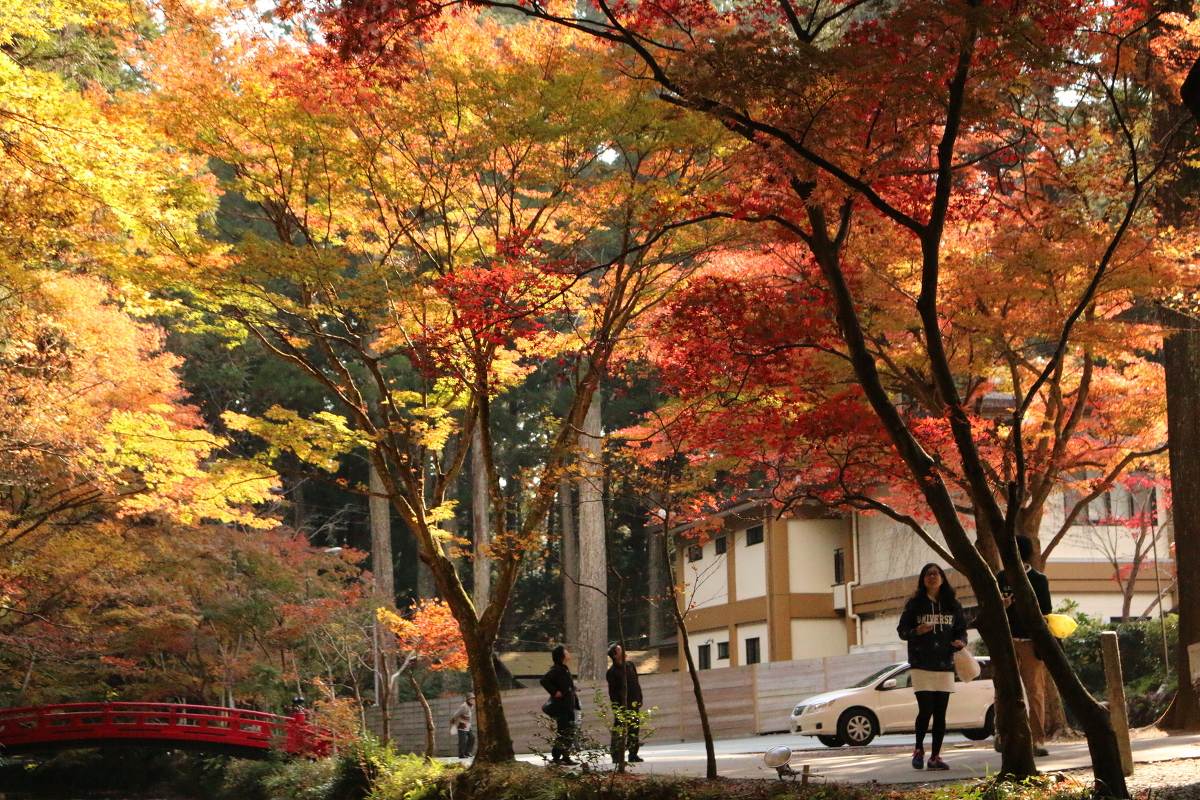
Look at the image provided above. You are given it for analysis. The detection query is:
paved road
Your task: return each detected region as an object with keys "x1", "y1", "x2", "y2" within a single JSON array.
[{"x1": 513, "y1": 732, "x2": 1200, "y2": 784}]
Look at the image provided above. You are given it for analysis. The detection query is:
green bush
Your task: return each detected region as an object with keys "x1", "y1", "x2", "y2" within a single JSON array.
[
  {"x1": 368, "y1": 751, "x2": 449, "y2": 800},
  {"x1": 1059, "y1": 607, "x2": 1176, "y2": 726},
  {"x1": 221, "y1": 757, "x2": 289, "y2": 800},
  {"x1": 213, "y1": 735, "x2": 449, "y2": 800},
  {"x1": 931, "y1": 775, "x2": 1091, "y2": 800}
]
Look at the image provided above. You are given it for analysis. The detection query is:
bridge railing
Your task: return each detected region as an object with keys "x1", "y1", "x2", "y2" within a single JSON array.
[{"x1": 0, "y1": 703, "x2": 329, "y2": 756}]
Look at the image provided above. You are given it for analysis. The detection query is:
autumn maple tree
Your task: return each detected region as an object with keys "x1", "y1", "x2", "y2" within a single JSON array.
[
  {"x1": 378, "y1": 599, "x2": 467, "y2": 758},
  {"x1": 0, "y1": 0, "x2": 278, "y2": 671},
  {"x1": 136, "y1": 11, "x2": 732, "y2": 762},
  {"x1": 297, "y1": 0, "x2": 1200, "y2": 790}
]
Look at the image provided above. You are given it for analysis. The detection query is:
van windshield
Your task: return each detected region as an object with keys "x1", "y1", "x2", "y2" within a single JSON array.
[{"x1": 850, "y1": 664, "x2": 902, "y2": 688}]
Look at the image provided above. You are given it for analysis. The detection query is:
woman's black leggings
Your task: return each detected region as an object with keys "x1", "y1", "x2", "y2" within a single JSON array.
[{"x1": 914, "y1": 690, "x2": 950, "y2": 756}]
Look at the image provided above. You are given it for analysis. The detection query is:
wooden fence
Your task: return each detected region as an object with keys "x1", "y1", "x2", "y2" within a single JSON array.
[{"x1": 366, "y1": 649, "x2": 904, "y2": 757}]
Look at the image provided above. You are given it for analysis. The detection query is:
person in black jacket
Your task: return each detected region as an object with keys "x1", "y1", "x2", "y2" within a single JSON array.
[
  {"x1": 540, "y1": 645, "x2": 580, "y2": 765},
  {"x1": 897, "y1": 563, "x2": 967, "y2": 771},
  {"x1": 606, "y1": 644, "x2": 644, "y2": 765},
  {"x1": 996, "y1": 534, "x2": 1053, "y2": 756}
]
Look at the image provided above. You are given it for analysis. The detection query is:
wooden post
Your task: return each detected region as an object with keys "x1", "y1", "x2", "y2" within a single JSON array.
[{"x1": 1100, "y1": 631, "x2": 1134, "y2": 776}]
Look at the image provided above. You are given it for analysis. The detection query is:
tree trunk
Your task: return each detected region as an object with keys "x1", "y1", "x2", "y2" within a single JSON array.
[
  {"x1": 370, "y1": 461, "x2": 396, "y2": 745},
  {"x1": 973, "y1": 508, "x2": 1001, "y2": 572},
  {"x1": 647, "y1": 524, "x2": 667, "y2": 647},
  {"x1": 1042, "y1": 672, "x2": 1070, "y2": 739},
  {"x1": 371, "y1": 463, "x2": 396, "y2": 604},
  {"x1": 997, "y1": 527, "x2": 1129, "y2": 797},
  {"x1": 661, "y1": 519, "x2": 716, "y2": 779},
  {"x1": 956, "y1": 554, "x2": 1037, "y2": 777},
  {"x1": 576, "y1": 394, "x2": 607, "y2": 680},
  {"x1": 407, "y1": 671, "x2": 436, "y2": 760},
  {"x1": 676, "y1": 612, "x2": 717, "y2": 779},
  {"x1": 462, "y1": 624, "x2": 513, "y2": 762},
  {"x1": 472, "y1": 427, "x2": 491, "y2": 615},
  {"x1": 559, "y1": 477, "x2": 579, "y2": 645},
  {"x1": 1161, "y1": 306, "x2": 1200, "y2": 730}
]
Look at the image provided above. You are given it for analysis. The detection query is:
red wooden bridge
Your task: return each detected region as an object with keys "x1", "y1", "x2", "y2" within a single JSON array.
[{"x1": 0, "y1": 703, "x2": 330, "y2": 758}]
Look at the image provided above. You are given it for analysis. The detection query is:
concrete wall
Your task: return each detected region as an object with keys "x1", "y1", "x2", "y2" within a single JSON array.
[{"x1": 366, "y1": 649, "x2": 905, "y2": 757}]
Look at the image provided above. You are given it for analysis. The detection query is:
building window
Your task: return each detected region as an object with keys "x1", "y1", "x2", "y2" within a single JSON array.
[
  {"x1": 745, "y1": 637, "x2": 761, "y2": 665},
  {"x1": 833, "y1": 548, "x2": 845, "y2": 585},
  {"x1": 714, "y1": 536, "x2": 727, "y2": 555},
  {"x1": 717, "y1": 641, "x2": 729, "y2": 660},
  {"x1": 698, "y1": 644, "x2": 712, "y2": 670},
  {"x1": 687, "y1": 544, "x2": 703, "y2": 562},
  {"x1": 746, "y1": 525, "x2": 764, "y2": 546}
]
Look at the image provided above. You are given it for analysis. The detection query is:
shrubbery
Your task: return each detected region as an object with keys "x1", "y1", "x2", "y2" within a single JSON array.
[
  {"x1": 214, "y1": 738, "x2": 448, "y2": 800},
  {"x1": 1058, "y1": 606, "x2": 1177, "y2": 726}
]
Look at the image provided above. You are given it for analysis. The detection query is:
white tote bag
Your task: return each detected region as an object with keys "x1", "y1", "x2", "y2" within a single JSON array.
[{"x1": 954, "y1": 648, "x2": 981, "y2": 682}]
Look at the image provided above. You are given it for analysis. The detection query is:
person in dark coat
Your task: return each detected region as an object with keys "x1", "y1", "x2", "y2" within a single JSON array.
[
  {"x1": 996, "y1": 534, "x2": 1053, "y2": 756},
  {"x1": 540, "y1": 644, "x2": 579, "y2": 765},
  {"x1": 897, "y1": 563, "x2": 967, "y2": 771},
  {"x1": 606, "y1": 644, "x2": 644, "y2": 765}
]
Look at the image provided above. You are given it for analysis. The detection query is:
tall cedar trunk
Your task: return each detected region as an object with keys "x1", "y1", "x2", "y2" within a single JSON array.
[
  {"x1": 472, "y1": 427, "x2": 491, "y2": 613},
  {"x1": 647, "y1": 525, "x2": 667, "y2": 647},
  {"x1": 407, "y1": 671, "x2": 436, "y2": 759},
  {"x1": 559, "y1": 477, "x2": 579, "y2": 645},
  {"x1": 369, "y1": 462, "x2": 396, "y2": 745},
  {"x1": 417, "y1": 557, "x2": 437, "y2": 600},
  {"x1": 576, "y1": 394, "x2": 607, "y2": 680},
  {"x1": 291, "y1": 477, "x2": 309, "y2": 535},
  {"x1": 1162, "y1": 306, "x2": 1200, "y2": 729}
]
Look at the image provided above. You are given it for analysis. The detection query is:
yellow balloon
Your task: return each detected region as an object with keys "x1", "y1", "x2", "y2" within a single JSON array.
[{"x1": 1045, "y1": 614, "x2": 1078, "y2": 639}]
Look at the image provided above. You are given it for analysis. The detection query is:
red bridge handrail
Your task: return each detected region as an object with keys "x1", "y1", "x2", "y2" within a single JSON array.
[{"x1": 0, "y1": 702, "x2": 330, "y2": 756}]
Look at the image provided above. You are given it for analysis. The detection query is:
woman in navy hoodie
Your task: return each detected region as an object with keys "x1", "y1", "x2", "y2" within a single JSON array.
[{"x1": 897, "y1": 563, "x2": 967, "y2": 771}]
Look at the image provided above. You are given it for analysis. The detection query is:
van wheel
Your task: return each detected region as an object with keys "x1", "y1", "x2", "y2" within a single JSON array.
[
  {"x1": 962, "y1": 707, "x2": 995, "y2": 740},
  {"x1": 817, "y1": 735, "x2": 843, "y2": 747},
  {"x1": 837, "y1": 708, "x2": 878, "y2": 746}
]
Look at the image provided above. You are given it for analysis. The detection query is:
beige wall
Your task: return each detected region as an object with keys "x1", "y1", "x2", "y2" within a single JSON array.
[
  {"x1": 790, "y1": 618, "x2": 850, "y2": 660},
  {"x1": 684, "y1": 536, "x2": 729, "y2": 609},
  {"x1": 787, "y1": 518, "x2": 847, "y2": 593},
  {"x1": 734, "y1": 528, "x2": 767, "y2": 600},
  {"x1": 856, "y1": 513, "x2": 949, "y2": 587}
]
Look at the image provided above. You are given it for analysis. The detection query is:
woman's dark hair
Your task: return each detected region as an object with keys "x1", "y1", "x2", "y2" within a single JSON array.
[
  {"x1": 912, "y1": 562, "x2": 957, "y2": 603},
  {"x1": 552, "y1": 644, "x2": 568, "y2": 665}
]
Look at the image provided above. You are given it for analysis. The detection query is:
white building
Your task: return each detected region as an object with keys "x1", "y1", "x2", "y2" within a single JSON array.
[{"x1": 670, "y1": 487, "x2": 1173, "y2": 670}]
